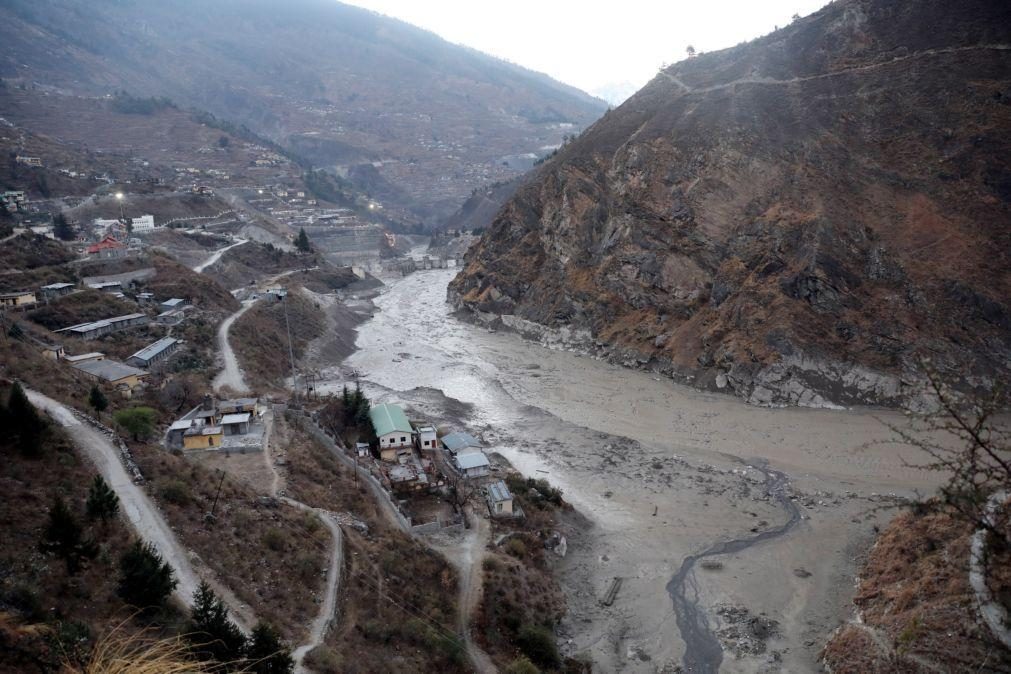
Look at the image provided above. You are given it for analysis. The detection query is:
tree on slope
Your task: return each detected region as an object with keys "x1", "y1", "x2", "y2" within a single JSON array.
[
  {"x1": 187, "y1": 582, "x2": 247, "y2": 665},
  {"x1": 295, "y1": 227, "x2": 312, "y2": 253},
  {"x1": 39, "y1": 494, "x2": 97, "y2": 574},
  {"x1": 86, "y1": 474, "x2": 120, "y2": 524},
  {"x1": 118, "y1": 540, "x2": 177, "y2": 611},
  {"x1": 245, "y1": 622, "x2": 293, "y2": 674}
]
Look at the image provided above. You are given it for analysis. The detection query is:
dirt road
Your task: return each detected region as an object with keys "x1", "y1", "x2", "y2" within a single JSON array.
[
  {"x1": 261, "y1": 410, "x2": 344, "y2": 673},
  {"x1": 25, "y1": 389, "x2": 252, "y2": 629},
  {"x1": 431, "y1": 510, "x2": 497, "y2": 674},
  {"x1": 212, "y1": 299, "x2": 254, "y2": 394},
  {"x1": 192, "y1": 238, "x2": 247, "y2": 273}
]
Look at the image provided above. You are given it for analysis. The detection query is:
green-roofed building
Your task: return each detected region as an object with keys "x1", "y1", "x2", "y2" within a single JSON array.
[{"x1": 370, "y1": 402, "x2": 414, "y2": 461}]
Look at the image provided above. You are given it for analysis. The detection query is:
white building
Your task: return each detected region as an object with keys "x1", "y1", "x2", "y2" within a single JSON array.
[
  {"x1": 415, "y1": 425, "x2": 438, "y2": 452},
  {"x1": 130, "y1": 214, "x2": 156, "y2": 231}
]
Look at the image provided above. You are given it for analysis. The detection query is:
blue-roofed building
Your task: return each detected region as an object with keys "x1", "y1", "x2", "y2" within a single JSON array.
[
  {"x1": 486, "y1": 480, "x2": 513, "y2": 516},
  {"x1": 441, "y1": 431, "x2": 481, "y2": 454},
  {"x1": 455, "y1": 450, "x2": 490, "y2": 478}
]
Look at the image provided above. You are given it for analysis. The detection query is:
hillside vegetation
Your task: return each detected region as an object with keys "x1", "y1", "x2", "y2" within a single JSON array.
[{"x1": 451, "y1": 0, "x2": 1011, "y2": 408}]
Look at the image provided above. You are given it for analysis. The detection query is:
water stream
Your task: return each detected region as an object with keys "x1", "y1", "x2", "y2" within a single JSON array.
[{"x1": 666, "y1": 458, "x2": 800, "y2": 672}]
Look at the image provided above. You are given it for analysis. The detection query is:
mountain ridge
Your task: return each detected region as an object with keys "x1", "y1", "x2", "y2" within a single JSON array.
[
  {"x1": 0, "y1": 0, "x2": 606, "y2": 221},
  {"x1": 449, "y1": 0, "x2": 1011, "y2": 408}
]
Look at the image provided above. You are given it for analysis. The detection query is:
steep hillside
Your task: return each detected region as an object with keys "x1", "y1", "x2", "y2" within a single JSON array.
[
  {"x1": 451, "y1": 0, "x2": 1011, "y2": 407},
  {"x1": 0, "y1": 0, "x2": 606, "y2": 220}
]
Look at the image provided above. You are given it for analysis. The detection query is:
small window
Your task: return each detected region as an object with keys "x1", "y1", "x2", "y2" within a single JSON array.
[{"x1": 401, "y1": 436, "x2": 406, "y2": 442}]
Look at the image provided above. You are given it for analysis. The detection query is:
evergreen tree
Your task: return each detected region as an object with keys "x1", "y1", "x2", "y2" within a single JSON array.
[
  {"x1": 88, "y1": 386, "x2": 108, "y2": 416},
  {"x1": 187, "y1": 582, "x2": 247, "y2": 665},
  {"x1": 7, "y1": 382, "x2": 46, "y2": 456},
  {"x1": 53, "y1": 212, "x2": 74, "y2": 241},
  {"x1": 39, "y1": 495, "x2": 96, "y2": 574},
  {"x1": 86, "y1": 475, "x2": 119, "y2": 524},
  {"x1": 245, "y1": 622, "x2": 293, "y2": 674},
  {"x1": 295, "y1": 227, "x2": 312, "y2": 253},
  {"x1": 118, "y1": 540, "x2": 177, "y2": 610}
]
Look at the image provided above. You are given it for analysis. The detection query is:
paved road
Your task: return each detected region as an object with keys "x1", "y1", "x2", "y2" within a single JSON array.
[{"x1": 25, "y1": 389, "x2": 251, "y2": 629}]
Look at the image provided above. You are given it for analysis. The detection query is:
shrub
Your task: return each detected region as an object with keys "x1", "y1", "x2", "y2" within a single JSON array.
[
  {"x1": 113, "y1": 407, "x2": 157, "y2": 441},
  {"x1": 262, "y1": 527, "x2": 287, "y2": 552},
  {"x1": 517, "y1": 625, "x2": 561, "y2": 670},
  {"x1": 505, "y1": 656, "x2": 541, "y2": 674},
  {"x1": 505, "y1": 538, "x2": 527, "y2": 558},
  {"x1": 304, "y1": 645, "x2": 342, "y2": 673},
  {"x1": 159, "y1": 479, "x2": 191, "y2": 506}
]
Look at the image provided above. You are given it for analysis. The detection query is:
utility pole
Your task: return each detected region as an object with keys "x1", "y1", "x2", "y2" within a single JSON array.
[
  {"x1": 282, "y1": 291, "x2": 298, "y2": 404},
  {"x1": 209, "y1": 469, "x2": 226, "y2": 520}
]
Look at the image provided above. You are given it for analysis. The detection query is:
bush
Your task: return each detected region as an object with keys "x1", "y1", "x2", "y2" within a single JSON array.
[
  {"x1": 113, "y1": 407, "x2": 157, "y2": 441},
  {"x1": 304, "y1": 645, "x2": 342, "y2": 673},
  {"x1": 505, "y1": 538, "x2": 527, "y2": 558},
  {"x1": 505, "y1": 656, "x2": 541, "y2": 674},
  {"x1": 517, "y1": 625, "x2": 560, "y2": 670},
  {"x1": 262, "y1": 527, "x2": 288, "y2": 552},
  {"x1": 158, "y1": 479, "x2": 191, "y2": 506}
]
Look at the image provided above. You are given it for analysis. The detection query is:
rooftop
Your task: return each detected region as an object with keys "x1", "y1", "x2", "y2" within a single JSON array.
[
  {"x1": 369, "y1": 403, "x2": 413, "y2": 437},
  {"x1": 0, "y1": 291, "x2": 34, "y2": 298},
  {"x1": 442, "y1": 432, "x2": 481, "y2": 452},
  {"x1": 488, "y1": 480, "x2": 512, "y2": 503},
  {"x1": 63, "y1": 352, "x2": 104, "y2": 363},
  {"x1": 129, "y1": 337, "x2": 178, "y2": 362},
  {"x1": 168, "y1": 419, "x2": 193, "y2": 432},
  {"x1": 220, "y1": 412, "x2": 251, "y2": 425},
  {"x1": 40, "y1": 282, "x2": 75, "y2": 290},
  {"x1": 455, "y1": 450, "x2": 490, "y2": 470},
  {"x1": 71, "y1": 359, "x2": 148, "y2": 383},
  {"x1": 161, "y1": 298, "x2": 185, "y2": 307}
]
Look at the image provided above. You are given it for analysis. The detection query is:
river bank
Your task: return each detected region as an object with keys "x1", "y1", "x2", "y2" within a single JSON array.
[{"x1": 324, "y1": 268, "x2": 940, "y2": 672}]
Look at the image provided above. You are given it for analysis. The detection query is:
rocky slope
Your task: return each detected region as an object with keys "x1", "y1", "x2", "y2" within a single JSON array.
[
  {"x1": 0, "y1": 0, "x2": 605, "y2": 221},
  {"x1": 450, "y1": 0, "x2": 1011, "y2": 408}
]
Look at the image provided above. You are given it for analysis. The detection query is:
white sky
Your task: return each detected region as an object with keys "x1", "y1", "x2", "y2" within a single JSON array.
[{"x1": 344, "y1": 0, "x2": 831, "y2": 96}]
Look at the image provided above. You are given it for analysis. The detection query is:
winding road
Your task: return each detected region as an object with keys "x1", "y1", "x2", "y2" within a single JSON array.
[
  {"x1": 25, "y1": 388, "x2": 252, "y2": 631},
  {"x1": 666, "y1": 458, "x2": 800, "y2": 673},
  {"x1": 192, "y1": 238, "x2": 248, "y2": 273}
]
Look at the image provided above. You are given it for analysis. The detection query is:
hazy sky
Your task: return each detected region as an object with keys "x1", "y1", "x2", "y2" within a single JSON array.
[{"x1": 344, "y1": 0, "x2": 831, "y2": 98}]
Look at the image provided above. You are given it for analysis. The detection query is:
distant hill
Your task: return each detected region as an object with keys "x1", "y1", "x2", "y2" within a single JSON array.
[
  {"x1": 451, "y1": 0, "x2": 1011, "y2": 408},
  {"x1": 0, "y1": 0, "x2": 606, "y2": 221}
]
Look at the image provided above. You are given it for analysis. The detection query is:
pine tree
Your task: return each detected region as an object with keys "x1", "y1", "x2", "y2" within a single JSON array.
[
  {"x1": 53, "y1": 213, "x2": 75, "y2": 241},
  {"x1": 8, "y1": 382, "x2": 46, "y2": 456},
  {"x1": 295, "y1": 227, "x2": 312, "y2": 253},
  {"x1": 86, "y1": 475, "x2": 120, "y2": 523},
  {"x1": 118, "y1": 540, "x2": 177, "y2": 610},
  {"x1": 40, "y1": 495, "x2": 96, "y2": 574},
  {"x1": 88, "y1": 386, "x2": 108, "y2": 417},
  {"x1": 245, "y1": 622, "x2": 293, "y2": 674},
  {"x1": 187, "y1": 581, "x2": 247, "y2": 665}
]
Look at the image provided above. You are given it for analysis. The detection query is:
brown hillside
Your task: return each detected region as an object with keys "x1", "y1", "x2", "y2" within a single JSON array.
[{"x1": 450, "y1": 0, "x2": 1011, "y2": 408}]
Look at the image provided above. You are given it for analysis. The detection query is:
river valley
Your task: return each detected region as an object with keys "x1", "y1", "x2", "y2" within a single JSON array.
[{"x1": 320, "y1": 267, "x2": 941, "y2": 672}]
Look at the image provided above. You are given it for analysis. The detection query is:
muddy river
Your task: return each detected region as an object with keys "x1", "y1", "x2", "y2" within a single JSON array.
[{"x1": 326, "y1": 268, "x2": 937, "y2": 672}]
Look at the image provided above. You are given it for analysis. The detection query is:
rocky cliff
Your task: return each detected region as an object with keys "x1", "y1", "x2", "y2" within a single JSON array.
[{"x1": 450, "y1": 0, "x2": 1011, "y2": 407}]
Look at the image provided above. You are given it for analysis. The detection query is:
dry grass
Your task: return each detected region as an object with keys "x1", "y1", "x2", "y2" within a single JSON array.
[
  {"x1": 231, "y1": 286, "x2": 325, "y2": 390},
  {"x1": 277, "y1": 416, "x2": 466, "y2": 673},
  {"x1": 71, "y1": 622, "x2": 219, "y2": 674},
  {"x1": 822, "y1": 507, "x2": 1011, "y2": 672},
  {"x1": 130, "y1": 442, "x2": 330, "y2": 643}
]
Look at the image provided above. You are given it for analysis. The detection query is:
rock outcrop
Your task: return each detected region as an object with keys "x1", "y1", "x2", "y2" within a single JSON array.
[{"x1": 450, "y1": 0, "x2": 1011, "y2": 407}]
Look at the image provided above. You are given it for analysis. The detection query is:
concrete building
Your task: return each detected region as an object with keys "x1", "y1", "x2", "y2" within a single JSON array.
[
  {"x1": 127, "y1": 337, "x2": 180, "y2": 369},
  {"x1": 129, "y1": 214, "x2": 156, "y2": 231},
  {"x1": 159, "y1": 298, "x2": 186, "y2": 311},
  {"x1": 0, "y1": 291, "x2": 37, "y2": 309},
  {"x1": 221, "y1": 412, "x2": 251, "y2": 436},
  {"x1": 39, "y1": 282, "x2": 75, "y2": 299},
  {"x1": 56, "y1": 313, "x2": 149, "y2": 340},
  {"x1": 455, "y1": 450, "x2": 490, "y2": 479},
  {"x1": 415, "y1": 425, "x2": 438, "y2": 452},
  {"x1": 1, "y1": 191, "x2": 26, "y2": 213},
  {"x1": 64, "y1": 352, "x2": 105, "y2": 365},
  {"x1": 15, "y1": 156, "x2": 42, "y2": 167},
  {"x1": 156, "y1": 309, "x2": 186, "y2": 326},
  {"x1": 369, "y1": 403, "x2": 414, "y2": 462},
  {"x1": 219, "y1": 398, "x2": 258, "y2": 415},
  {"x1": 86, "y1": 235, "x2": 128, "y2": 259},
  {"x1": 166, "y1": 419, "x2": 194, "y2": 448},
  {"x1": 71, "y1": 359, "x2": 149, "y2": 391},
  {"x1": 183, "y1": 425, "x2": 223, "y2": 450},
  {"x1": 486, "y1": 480, "x2": 514, "y2": 516},
  {"x1": 39, "y1": 343, "x2": 65, "y2": 360}
]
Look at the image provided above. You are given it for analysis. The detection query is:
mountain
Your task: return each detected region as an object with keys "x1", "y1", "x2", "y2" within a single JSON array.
[
  {"x1": 0, "y1": 0, "x2": 606, "y2": 221},
  {"x1": 450, "y1": 0, "x2": 1011, "y2": 408}
]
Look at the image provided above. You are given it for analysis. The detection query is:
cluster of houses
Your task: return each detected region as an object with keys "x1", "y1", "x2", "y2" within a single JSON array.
[
  {"x1": 165, "y1": 396, "x2": 264, "y2": 452},
  {"x1": 366, "y1": 402, "x2": 516, "y2": 518}
]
